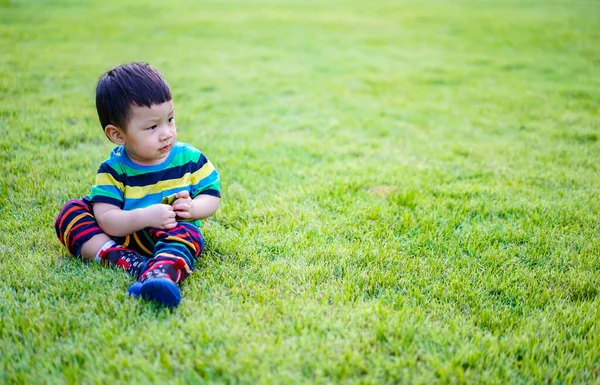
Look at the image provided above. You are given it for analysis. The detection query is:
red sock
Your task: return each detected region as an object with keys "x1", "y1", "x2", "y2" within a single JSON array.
[
  {"x1": 99, "y1": 246, "x2": 149, "y2": 278},
  {"x1": 138, "y1": 259, "x2": 187, "y2": 284}
]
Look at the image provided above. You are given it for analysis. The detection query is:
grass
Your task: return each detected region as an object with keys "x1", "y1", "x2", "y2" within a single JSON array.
[{"x1": 1, "y1": 0, "x2": 599, "y2": 383}]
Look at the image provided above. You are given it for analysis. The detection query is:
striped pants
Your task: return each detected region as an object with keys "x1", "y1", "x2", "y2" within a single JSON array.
[{"x1": 54, "y1": 199, "x2": 204, "y2": 279}]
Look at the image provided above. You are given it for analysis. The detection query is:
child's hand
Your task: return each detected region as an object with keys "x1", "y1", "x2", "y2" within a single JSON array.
[
  {"x1": 172, "y1": 190, "x2": 193, "y2": 219},
  {"x1": 144, "y1": 204, "x2": 177, "y2": 229}
]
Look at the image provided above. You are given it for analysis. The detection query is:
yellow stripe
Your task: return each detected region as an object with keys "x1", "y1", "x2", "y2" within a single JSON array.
[
  {"x1": 133, "y1": 232, "x2": 152, "y2": 255},
  {"x1": 122, "y1": 234, "x2": 130, "y2": 248},
  {"x1": 165, "y1": 236, "x2": 195, "y2": 250},
  {"x1": 124, "y1": 173, "x2": 191, "y2": 199},
  {"x1": 191, "y1": 161, "x2": 215, "y2": 185},
  {"x1": 96, "y1": 173, "x2": 125, "y2": 191},
  {"x1": 64, "y1": 213, "x2": 93, "y2": 241}
]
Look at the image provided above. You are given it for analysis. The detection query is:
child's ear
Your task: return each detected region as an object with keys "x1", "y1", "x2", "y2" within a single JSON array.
[{"x1": 104, "y1": 124, "x2": 126, "y2": 145}]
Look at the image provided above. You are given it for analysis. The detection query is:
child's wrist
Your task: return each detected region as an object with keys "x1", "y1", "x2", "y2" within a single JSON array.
[{"x1": 132, "y1": 207, "x2": 149, "y2": 229}]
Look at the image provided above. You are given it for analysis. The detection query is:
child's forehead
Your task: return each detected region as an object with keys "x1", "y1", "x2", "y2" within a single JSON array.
[{"x1": 129, "y1": 100, "x2": 174, "y2": 120}]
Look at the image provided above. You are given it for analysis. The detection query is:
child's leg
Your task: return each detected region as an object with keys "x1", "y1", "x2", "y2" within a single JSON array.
[
  {"x1": 81, "y1": 233, "x2": 113, "y2": 261},
  {"x1": 146, "y1": 221, "x2": 204, "y2": 278},
  {"x1": 129, "y1": 222, "x2": 204, "y2": 307},
  {"x1": 54, "y1": 199, "x2": 149, "y2": 277}
]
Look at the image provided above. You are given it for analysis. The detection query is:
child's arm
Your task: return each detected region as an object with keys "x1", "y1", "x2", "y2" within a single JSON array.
[
  {"x1": 93, "y1": 202, "x2": 178, "y2": 237},
  {"x1": 171, "y1": 191, "x2": 220, "y2": 221}
]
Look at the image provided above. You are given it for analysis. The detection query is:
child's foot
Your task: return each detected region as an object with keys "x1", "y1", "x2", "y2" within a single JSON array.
[
  {"x1": 130, "y1": 259, "x2": 187, "y2": 307},
  {"x1": 141, "y1": 278, "x2": 181, "y2": 307},
  {"x1": 127, "y1": 279, "x2": 180, "y2": 308},
  {"x1": 127, "y1": 282, "x2": 143, "y2": 297}
]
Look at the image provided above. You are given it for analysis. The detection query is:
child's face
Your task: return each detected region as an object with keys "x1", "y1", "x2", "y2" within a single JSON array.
[{"x1": 120, "y1": 100, "x2": 177, "y2": 166}]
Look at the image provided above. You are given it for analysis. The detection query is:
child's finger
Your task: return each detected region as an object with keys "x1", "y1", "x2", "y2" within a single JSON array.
[
  {"x1": 172, "y1": 198, "x2": 186, "y2": 207},
  {"x1": 175, "y1": 211, "x2": 190, "y2": 219},
  {"x1": 176, "y1": 190, "x2": 190, "y2": 199},
  {"x1": 164, "y1": 221, "x2": 178, "y2": 229}
]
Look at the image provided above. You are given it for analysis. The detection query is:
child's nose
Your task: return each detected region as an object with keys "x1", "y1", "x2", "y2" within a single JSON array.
[{"x1": 160, "y1": 125, "x2": 173, "y2": 140}]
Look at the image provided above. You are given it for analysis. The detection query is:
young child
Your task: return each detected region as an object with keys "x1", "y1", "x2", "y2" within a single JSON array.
[{"x1": 54, "y1": 62, "x2": 220, "y2": 307}]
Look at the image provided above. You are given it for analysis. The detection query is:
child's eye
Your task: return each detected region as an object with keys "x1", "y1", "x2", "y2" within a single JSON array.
[
  {"x1": 147, "y1": 125, "x2": 158, "y2": 130},
  {"x1": 168, "y1": 117, "x2": 175, "y2": 123}
]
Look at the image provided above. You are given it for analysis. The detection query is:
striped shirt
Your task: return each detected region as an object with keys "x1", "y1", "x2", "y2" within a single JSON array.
[{"x1": 87, "y1": 142, "x2": 220, "y2": 225}]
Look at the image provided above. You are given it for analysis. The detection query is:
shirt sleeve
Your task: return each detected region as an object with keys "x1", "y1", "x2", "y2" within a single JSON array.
[
  {"x1": 87, "y1": 162, "x2": 125, "y2": 208},
  {"x1": 190, "y1": 153, "x2": 221, "y2": 199}
]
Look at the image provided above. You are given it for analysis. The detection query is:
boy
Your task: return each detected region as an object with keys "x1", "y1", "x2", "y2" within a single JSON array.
[{"x1": 54, "y1": 62, "x2": 220, "y2": 307}]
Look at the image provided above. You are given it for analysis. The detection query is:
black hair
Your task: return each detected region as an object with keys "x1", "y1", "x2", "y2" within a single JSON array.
[{"x1": 95, "y1": 62, "x2": 172, "y2": 131}]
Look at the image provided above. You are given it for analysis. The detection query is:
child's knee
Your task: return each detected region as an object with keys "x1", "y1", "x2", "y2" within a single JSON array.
[
  {"x1": 55, "y1": 199, "x2": 104, "y2": 256},
  {"x1": 55, "y1": 199, "x2": 88, "y2": 236}
]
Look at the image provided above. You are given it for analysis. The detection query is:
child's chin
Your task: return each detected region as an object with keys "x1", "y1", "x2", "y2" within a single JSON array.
[{"x1": 156, "y1": 150, "x2": 171, "y2": 160}]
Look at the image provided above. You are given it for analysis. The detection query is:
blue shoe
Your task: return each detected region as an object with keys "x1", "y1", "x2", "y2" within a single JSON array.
[
  {"x1": 140, "y1": 278, "x2": 181, "y2": 307},
  {"x1": 127, "y1": 281, "x2": 143, "y2": 297}
]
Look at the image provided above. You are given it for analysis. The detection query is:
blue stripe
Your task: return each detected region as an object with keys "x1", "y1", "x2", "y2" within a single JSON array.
[
  {"x1": 199, "y1": 189, "x2": 220, "y2": 198},
  {"x1": 125, "y1": 162, "x2": 196, "y2": 187},
  {"x1": 86, "y1": 195, "x2": 123, "y2": 208},
  {"x1": 122, "y1": 186, "x2": 191, "y2": 210},
  {"x1": 102, "y1": 146, "x2": 129, "y2": 174},
  {"x1": 191, "y1": 170, "x2": 219, "y2": 195}
]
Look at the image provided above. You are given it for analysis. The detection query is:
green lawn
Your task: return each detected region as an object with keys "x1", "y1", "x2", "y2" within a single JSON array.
[{"x1": 1, "y1": 0, "x2": 599, "y2": 383}]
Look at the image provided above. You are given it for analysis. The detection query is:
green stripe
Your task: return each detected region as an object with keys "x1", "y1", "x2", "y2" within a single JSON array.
[
  {"x1": 141, "y1": 230, "x2": 156, "y2": 248},
  {"x1": 88, "y1": 189, "x2": 122, "y2": 201}
]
